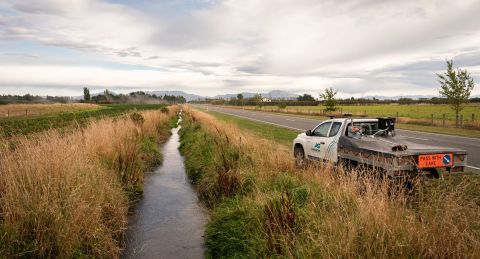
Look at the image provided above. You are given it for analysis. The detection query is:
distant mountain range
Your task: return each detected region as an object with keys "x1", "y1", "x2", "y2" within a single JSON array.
[
  {"x1": 363, "y1": 95, "x2": 437, "y2": 100},
  {"x1": 214, "y1": 90, "x2": 299, "y2": 100},
  {"x1": 147, "y1": 91, "x2": 204, "y2": 102}
]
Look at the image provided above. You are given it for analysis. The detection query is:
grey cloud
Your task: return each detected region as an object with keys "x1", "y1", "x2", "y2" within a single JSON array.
[
  {"x1": 115, "y1": 47, "x2": 142, "y2": 58},
  {"x1": 223, "y1": 79, "x2": 246, "y2": 87},
  {"x1": 237, "y1": 66, "x2": 263, "y2": 74},
  {"x1": 2, "y1": 52, "x2": 39, "y2": 58},
  {"x1": 145, "y1": 56, "x2": 160, "y2": 60},
  {"x1": 9, "y1": 0, "x2": 67, "y2": 15}
]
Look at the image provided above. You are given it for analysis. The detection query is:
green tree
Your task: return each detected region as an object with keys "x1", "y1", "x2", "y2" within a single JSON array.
[
  {"x1": 252, "y1": 93, "x2": 263, "y2": 107},
  {"x1": 83, "y1": 87, "x2": 90, "y2": 102},
  {"x1": 437, "y1": 60, "x2": 475, "y2": 127},
  {"x1": 237, "y1": 93, "x2": 244, "y2": 106},
  {"x1": 319, "y1": 88, "x2": 338, "y2": 112},
  {"x1": 297, "y1": 93, "x2": 315, "y2": 102}
]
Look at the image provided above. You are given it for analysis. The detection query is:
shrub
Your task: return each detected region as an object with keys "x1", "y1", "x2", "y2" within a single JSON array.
[
  {"x1": 160, "y1": 106, "x2": 169, "y2": 113},
  {"x1": 129, "y1": 111, "x2": 145, "y2": 125}
]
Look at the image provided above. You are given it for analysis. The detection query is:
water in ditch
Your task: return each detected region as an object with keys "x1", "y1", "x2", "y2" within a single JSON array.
[{"x1": 123, "y1": 116, "x2": 207, "y2": 258}]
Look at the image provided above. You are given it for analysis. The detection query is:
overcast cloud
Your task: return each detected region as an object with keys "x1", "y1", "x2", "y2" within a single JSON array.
[{"x1": 0, "y1": 0, "x2": 479, "y2": 97}]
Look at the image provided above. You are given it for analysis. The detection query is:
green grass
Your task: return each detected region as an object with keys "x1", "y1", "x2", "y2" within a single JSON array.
[
  {"x1": 281, "y1": 104, "x2": 480, "y2": 121},
  {"x1": 0, "y1": 104, "x2": 166, "y2": 137},
  {"x1": 201, "y1": 109, "x2": 299, "y2": 147}
]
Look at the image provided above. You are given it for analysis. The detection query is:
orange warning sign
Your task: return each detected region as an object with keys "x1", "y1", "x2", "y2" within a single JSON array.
[{"x1": 418, "y1": 153, "x2": 453, "y2": 169}]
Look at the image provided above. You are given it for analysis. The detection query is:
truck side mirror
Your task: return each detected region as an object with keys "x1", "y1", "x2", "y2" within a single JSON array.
[{"x1": 306, "y1": 130, "x2": 312, "y2": 136}]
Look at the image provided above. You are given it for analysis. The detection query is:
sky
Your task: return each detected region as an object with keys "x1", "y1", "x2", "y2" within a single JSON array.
[{"x1": 0, "y1": 0, "x2": 480, "y2": 98}]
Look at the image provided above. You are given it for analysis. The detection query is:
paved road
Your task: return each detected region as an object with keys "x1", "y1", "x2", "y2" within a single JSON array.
[{"x1": 197, "y1": 105, "x2": 480, "y2": 171}]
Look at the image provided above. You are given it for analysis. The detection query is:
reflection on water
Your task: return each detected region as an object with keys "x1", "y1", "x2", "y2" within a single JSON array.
[{"x1": 123, "y1": 116, "x2": 207, "y2": 258}]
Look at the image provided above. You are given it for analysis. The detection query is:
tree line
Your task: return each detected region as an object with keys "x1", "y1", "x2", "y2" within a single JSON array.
[
  {"x1": 192, "y1": 94, "x2": 480, "y2": 107},
  {"x1": 83, "y1": 89, "x2": 186, "y2": 104},
  {"x1": 0, "y1": 94, "x2": 72, "y2": 105},
  {"x1": 0, "y1": 90, "x2": 187, "y2": 105}
]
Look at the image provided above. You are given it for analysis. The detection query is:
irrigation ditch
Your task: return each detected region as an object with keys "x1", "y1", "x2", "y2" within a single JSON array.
[{"x1": 123, "y1": 112, "x2": 207, "y2": 258}]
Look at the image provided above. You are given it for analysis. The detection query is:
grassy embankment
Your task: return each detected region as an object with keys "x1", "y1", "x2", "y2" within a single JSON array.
[
  {"x1": 0, "y1": 106, "x2": 178, "y2": 258},
  {"x1": 0, "y1": 103, "x2": 167, "y2": 137},
  {"x1": 180, "y1": 107, "x2": 480, "y2": 258},
  {"x1": 224, "y1": 105, "x2": 480, "y2": 138}
]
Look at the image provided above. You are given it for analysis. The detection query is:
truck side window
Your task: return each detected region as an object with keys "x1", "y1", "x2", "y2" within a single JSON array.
[
  {"x1": 328, "y1": 122, "x2": 342, "y2": 137},
  {"x1": 313, "y1": 122, "x2": 331, "y2": 137}
]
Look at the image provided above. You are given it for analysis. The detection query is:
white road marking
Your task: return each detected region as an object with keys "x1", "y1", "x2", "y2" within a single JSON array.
[
  {"x1": 398, "y1": 128, "x2": 480, "y2": 142},
  {"x1": 403, "y1": 136, "x2": 429, "y2": 141},
  {"x1": 209, "y1": 109, "x2": 304, "y2": 132},
  {"x1": 286, "y1": 118, "x2": 295, "y2": 121},
  {"x1": 466, "y1": 165, "x2": 480, "y2": 170}
]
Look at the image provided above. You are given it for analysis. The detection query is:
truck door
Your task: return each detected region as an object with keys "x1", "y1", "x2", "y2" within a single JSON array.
[
  {"x1": 322, "y1": 122, "x2": 343, "y2": 163},
  {"x1": 306, "y1": 122, "x2": 331, "y2": 160}
]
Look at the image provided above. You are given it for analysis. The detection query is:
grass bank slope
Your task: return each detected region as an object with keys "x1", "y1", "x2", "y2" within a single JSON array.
[
  {"x1": 0, "y1": 106, "x2": 177, "y2": 258},
  {"x1": 179, "y1": 107, "x2": 480, "y2": 258}
]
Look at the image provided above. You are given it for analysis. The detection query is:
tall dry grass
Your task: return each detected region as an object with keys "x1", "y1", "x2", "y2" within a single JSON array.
[
  {"x1": 181, "y1": 107, "x2": 480, "y2": 258},
  {"x1": 0, "y1": 106, "x2": 177, "y2": 258}
]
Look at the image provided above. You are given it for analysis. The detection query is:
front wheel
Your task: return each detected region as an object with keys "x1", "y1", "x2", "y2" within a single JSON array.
[{"x1": 294, "y1": 146, "x2": 306, "y2": 168}]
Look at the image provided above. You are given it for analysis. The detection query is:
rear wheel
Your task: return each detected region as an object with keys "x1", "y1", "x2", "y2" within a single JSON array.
[
  {"x1": 426, "y1": 168, "x2": 440, "y2": 178},
  {"x1": 294, "y1": 146, "x2": 306, "y2": 168}
]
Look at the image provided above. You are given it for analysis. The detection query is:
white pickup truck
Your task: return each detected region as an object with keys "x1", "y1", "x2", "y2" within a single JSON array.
[{"x1": 292, "y1": 117, "x2": 467, "y2": 177}]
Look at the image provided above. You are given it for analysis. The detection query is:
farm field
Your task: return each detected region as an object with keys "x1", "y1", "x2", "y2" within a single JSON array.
[
  {"x1": 245, "y1": 103, "x2": 480, "y2": 122},
  {"x1": 0, "y1": 103, "x2": 167, "y2": 137},
  {"x1": 0, "y1": 103, "x2": 101, "y2": 118},
  {"x1": 180, "y1": 107, "x2": 480, "y2": 258}
]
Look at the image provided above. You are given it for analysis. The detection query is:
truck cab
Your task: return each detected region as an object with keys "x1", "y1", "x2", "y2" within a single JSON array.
[{"x1": 293, "y1": 118, "x2": 346, "y2": 165}]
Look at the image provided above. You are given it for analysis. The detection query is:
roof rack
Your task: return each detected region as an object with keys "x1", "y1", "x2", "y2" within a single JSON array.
[{"x1": 328, "y1": 113, "x2": 367, "y2": 119}]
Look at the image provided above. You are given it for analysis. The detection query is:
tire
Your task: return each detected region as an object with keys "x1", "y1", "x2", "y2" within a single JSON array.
[
  {"x1": 294, "y1": 146, "x2": 306, "y2": 168},
  {"x1": 426, "y1": 168, "x2": 440, "y2": 178},
  {"x1": 338, "y1": 157, "x2": 355, "y2": 171}
]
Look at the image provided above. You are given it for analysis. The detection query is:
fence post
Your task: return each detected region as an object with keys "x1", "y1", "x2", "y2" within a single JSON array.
[
  {"x1": 442, "y1": 114, "x2": 445, "y2": 127},
  {"x1": 456, "y1": 114, "x2": 458, "y2": 127},
  {"x1": 25, "y1": 109, "x2": 28, "y2": 116},
  {"x1": 472, "y1": 113, "x2": 475, "y2": 124},
  {"x1": 460, "y1": 115, "x2": 463, "y2": 128},
  {"x1": 7, "y1": 110, "x2": 9, "y2": 118},
  {"x1": 396, "y1": 111, "x2": 398, "y2": 121},
  {"x1": 431, "y1": 114, "x2": 434, "y2": 126},
  {"x1": 364, "y1": 110, "x2": 366, "y2": 116}
]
